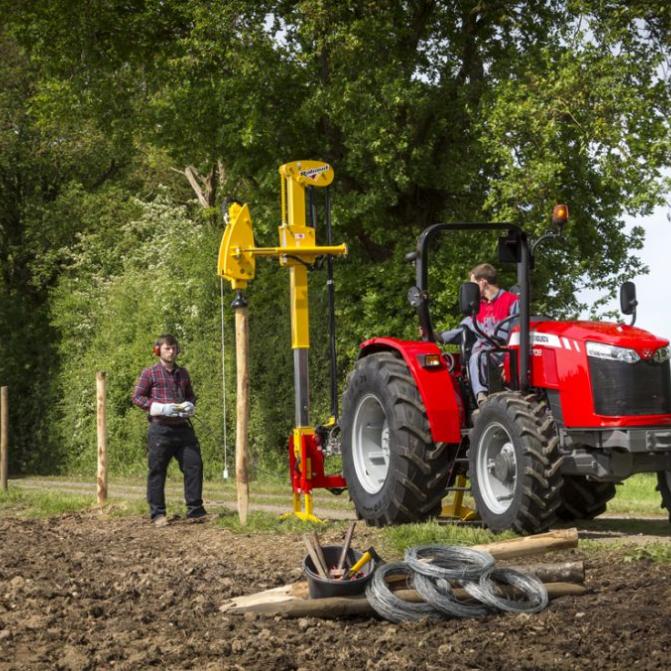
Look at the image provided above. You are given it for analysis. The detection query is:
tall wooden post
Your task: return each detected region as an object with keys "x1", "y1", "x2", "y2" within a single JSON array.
[
  {"x1": 1, "y1": 386, "x2": 8, "y2": 493},
  {"x1": 233, "y1": 291, "x2": 250, "y2": 525},
  {"x1": 96, "y1": 372, "x2": 107, "y2": 506}
]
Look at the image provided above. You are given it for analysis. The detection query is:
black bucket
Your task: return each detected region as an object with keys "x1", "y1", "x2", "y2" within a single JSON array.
[{"x1": 303, "y1": 545, "x2": 375, "y2": 599}]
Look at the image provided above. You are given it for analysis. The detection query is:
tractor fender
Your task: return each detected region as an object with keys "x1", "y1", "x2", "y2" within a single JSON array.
[{"x1": 358, "y1": 337, "x2": 464, "y2": 443}]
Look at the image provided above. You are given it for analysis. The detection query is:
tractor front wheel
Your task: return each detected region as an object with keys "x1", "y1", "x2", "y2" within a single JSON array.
[
  {"x1": 469, "y1": 392, "x2": 563, "y2": 534},
  {"x1": 340, "y1": 352, "x2": 451, "y2": 526},
  {"x1": 656, "y1": 471, "x2": 671, "y2": 521},
  {"x1": 557, "y1": 477, "x2": 617, "y2": 521}
]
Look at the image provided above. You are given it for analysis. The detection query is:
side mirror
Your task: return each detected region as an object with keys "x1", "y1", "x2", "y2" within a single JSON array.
[
  {"x1": 620, "y1": 281, "x2": 638, "y2": 318},
  {"x1": 459, "y1": 282, "x2": 480, "y2": 317}
]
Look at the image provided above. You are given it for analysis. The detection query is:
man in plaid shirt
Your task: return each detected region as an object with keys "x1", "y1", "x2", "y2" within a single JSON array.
[{"x1": 132, "y1": 334, "x2": 207, "y2": 527}]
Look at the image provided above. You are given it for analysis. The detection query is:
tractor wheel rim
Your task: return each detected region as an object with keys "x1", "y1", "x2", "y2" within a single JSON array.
[
  {"x1": 476, "y1": 421, "x2": 517, "y2": 514},
  {"x1": 352, "y1": 393, "x2": 390, "y2": 494}
]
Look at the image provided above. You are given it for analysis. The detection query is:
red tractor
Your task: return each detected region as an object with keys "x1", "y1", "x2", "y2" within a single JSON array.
[{"x1": 339, "y1": 209, "x2": 671, "y2": 533}]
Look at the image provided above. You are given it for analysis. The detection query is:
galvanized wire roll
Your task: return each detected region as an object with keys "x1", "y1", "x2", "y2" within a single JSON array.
[
  {"x1": 404, "y1": 545, "x2": 495, "y2": 581},
  {"x1": 411, "y1": 572, "x2": 491, "y2": 618},
  {"x1": 365, "y1": 562, "x2": 440, "y2": 624},
  {"x1": 462, "y1": 567, "x2": 549, "y2": 614}
]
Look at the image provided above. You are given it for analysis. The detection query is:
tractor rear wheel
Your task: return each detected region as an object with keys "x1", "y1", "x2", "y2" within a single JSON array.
[
  {"x1": 656, "y1": 471, "x2": 671, "y2": 521},
  {"x1": 557, "y1": 477, "x2": 617, "y2": 521},
  {"x1": 340, "y1": 352, "x2": 452, "y2": 526},
  {"x1": 468, "y1": 392, "x2": 563, "y2": 534}
]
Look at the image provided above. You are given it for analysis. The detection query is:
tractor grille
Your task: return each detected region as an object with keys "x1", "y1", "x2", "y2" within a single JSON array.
[{"x1": 589, "y1": 358, "x2": 671, "y2": 416}]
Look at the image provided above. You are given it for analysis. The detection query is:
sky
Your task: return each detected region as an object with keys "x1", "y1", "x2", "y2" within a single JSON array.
[{"x1": 577, "y1": 204, "x2": 671, "y2": 340}]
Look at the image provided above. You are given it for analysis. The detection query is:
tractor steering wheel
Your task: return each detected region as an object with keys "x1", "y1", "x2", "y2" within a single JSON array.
[{"x1": 490, "y1": 313, "x2": 518, "y2": 345}]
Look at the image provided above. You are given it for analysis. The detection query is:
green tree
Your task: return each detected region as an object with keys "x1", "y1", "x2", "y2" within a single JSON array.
[{"x1": 1, "y1": 1, "x2": 670, "y2": 472}]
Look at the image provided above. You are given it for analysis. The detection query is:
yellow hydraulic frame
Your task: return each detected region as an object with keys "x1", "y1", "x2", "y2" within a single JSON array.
[
  {"x1": 440, "y1": 474, "x2": 478, "y2": 522},
  {"x1": 217, "y1": 160, "x2": 347, "y2": 522}
]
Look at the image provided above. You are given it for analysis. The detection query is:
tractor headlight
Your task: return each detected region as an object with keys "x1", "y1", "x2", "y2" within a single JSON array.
[
  {"x1": 653, "y1": 346, "x2": 670, "y2": 363},
  {"x1": 586, "y1": 341, "x2": 640, "y2": 364}
]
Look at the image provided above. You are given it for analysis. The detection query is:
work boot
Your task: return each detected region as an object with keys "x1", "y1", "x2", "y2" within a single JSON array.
[
  {"x1": 152, "y1": 515, "x2": 169, "y2": 528},
  {"x1": 476, "y1": 392, "x2": 488, "y2": 407}
]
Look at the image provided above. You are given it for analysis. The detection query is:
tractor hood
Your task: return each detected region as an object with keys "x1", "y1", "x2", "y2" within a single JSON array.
[
  {"x1": 510, "y1": 319, "x2": 671, "y2": 427},
  {"x1": 510, "y1": 320, "x2": 669, "y2": 360}
]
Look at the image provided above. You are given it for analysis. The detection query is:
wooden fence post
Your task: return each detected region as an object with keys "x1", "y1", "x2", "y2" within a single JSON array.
[
  {"x1": 233, "y1": 292, "x2": 250, "y2": 525},
  {"x1": 1, "y1": 386, "x2": 7, "y2": 493},
  {"x1": 96, "y1": 372, "x2": 107, "y2": 506}
]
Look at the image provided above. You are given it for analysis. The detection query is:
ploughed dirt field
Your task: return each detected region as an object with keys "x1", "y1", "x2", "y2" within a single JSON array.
[{"x1": 1, "y1": 514, "x2": 670, "y2": 671}]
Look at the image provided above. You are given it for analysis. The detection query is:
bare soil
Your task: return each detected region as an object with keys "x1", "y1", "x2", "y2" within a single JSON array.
[{"x1": 0, "y1": 514, "x2": 670, "y2": 671}]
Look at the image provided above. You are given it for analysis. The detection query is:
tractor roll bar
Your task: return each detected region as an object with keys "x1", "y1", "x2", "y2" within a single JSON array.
[{"x1": 410, "y1": 222, "x2": 531, "y2": 392}]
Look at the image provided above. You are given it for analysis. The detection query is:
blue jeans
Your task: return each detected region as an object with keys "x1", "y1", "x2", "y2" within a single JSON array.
[{"x1": 147, "y1": 423, "x2": 206, "y2": 519}]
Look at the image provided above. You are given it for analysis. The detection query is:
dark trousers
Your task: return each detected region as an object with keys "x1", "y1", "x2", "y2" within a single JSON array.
[{"x1": 147, "y1": 422, "x2": 206, "y2": 519}]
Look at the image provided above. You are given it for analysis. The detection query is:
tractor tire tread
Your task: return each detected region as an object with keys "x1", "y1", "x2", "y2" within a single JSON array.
[
  {"x1": 557, "y1": 477, "x2": 617, "y2": 521},
  {"x1": 469, "y1": 391, "x2": 563, "y2": 535},
  {"x1": 342, "y1": 352, "x2": 453, "y2": 526}
]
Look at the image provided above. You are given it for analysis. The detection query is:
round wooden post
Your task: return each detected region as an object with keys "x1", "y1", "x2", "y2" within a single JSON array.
[
  {"x1": 232, "y1": 291, "x2": 250, "y2": 525},
  {"x1": 96, "y1": 372, "x2": 107, "y2": 506},
  {"x1": 1, "y1": 386, "x2": 8, "y2": 492}
]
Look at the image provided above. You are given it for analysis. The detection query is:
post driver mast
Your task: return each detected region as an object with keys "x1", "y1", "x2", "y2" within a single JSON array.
[{"x1": 217, "y1": 161, "x2": 348, "y2": 522}]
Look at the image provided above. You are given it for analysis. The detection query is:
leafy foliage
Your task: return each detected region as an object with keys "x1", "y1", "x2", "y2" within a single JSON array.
[{"x1": 0, "y1": 1, "x2": 669, "y2": 475}]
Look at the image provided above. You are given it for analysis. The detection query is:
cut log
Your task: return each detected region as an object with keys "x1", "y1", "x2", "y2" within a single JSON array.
[
  {"x1": 519, "y1": 560, "x2": 584, "y2": 584},
  {"x1": 225, "y1": 582, "x2": 587, "y2": 618},
  {"x1": 285, "y1": 560, "x2": 583, "y2": 601},
  {"x1": 386, "y1": 559, "x2": 584, "y2": 588},
  {"x1": 472, "y1": 528, "x2": 578, "y2": 560},
  {"x1": 222, "y1": 561, "x2": 584, "y2": 614}
]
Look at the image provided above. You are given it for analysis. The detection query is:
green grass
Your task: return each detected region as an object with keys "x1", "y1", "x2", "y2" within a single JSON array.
[
  {"x1": 0, "y1": 487, "x2": 98, "y2": 517},
  {"x1": 9, "y1": 471, "x2": 668, "y2": 516},
  {"x1": 379, "y1": 520, "x2": 516, "y2": 559},
  {"x1": 609, "y1": 473, "x2": 664, "y2": 515},
  {"x1": 579, "y1": 538, "x2": 671, "y2": 562},
  {"x1": 621, "y1": 543, "x2": 671, "y2": 563},
  {"x1": 214, "y1": 509, "x2": 343, "y2": 534}
]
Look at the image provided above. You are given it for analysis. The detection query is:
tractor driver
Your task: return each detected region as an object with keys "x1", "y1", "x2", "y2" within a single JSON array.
[{"x1": 439, "y1": 263, "x2": 519, "y2": 407}]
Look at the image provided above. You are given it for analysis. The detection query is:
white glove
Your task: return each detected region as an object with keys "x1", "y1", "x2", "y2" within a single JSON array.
[
  {"x1": 175, "y1": 401, "x2": 195, "y2": 417},
  {"x1": 150, "y1": 402, "x2": 180, "y2": 417}
]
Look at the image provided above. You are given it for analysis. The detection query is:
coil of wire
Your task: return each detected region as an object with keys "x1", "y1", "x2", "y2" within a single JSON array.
[
  {"x1": 365, "y1": 544, "x2": 550, "y2": 623},
  {"x1": 404, "y1": 545, "x2": 495, "y2": 581},
  {"x1": 462, "y1": 567, "x2": 549, "y2": 614},
  {"x1": 365, "y1": 562, "x2": 441, "y2": 624},
  {"x1": 412, "y1": 572, "x2": 491, "y2": 618}
]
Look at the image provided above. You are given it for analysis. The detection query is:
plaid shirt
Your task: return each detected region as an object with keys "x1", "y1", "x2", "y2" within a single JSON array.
[{"x1": 132, "y1": 363, "x2": 196, "y2": 424}]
